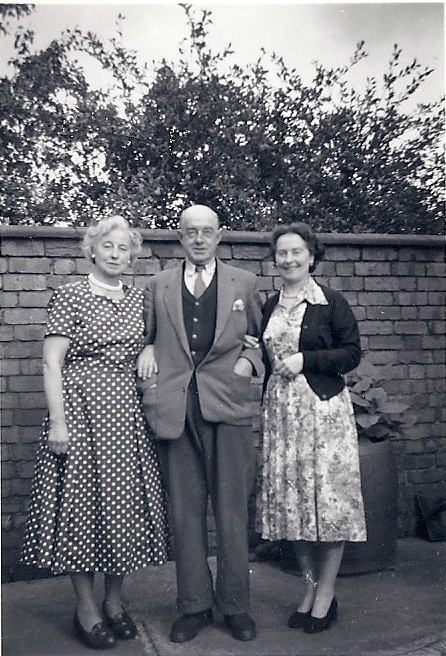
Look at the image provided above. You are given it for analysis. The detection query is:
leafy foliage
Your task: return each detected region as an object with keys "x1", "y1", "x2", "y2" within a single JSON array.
[
  {"x1": 346, "y1": 359, "x2": 417, "y2": 441},
  {"x1": 0, "y1": 4, "x2": 444, "y2": 231}
]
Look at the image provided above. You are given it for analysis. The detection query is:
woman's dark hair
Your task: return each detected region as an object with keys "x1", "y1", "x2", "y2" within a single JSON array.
[{"x1": 271, "y1": 222, "x2": 325, "y2": 273}]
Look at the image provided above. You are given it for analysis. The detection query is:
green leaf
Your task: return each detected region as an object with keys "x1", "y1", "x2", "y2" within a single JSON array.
[
  {"x1": 356, "y1": 413, "x2": 380, "y2": 428},
  {"x1": 365, "y1": 388, "x2": 387, "y2": 403},
  {"x1": 349, "y1": 392, "x2": 371, "y2": 408},
  {"x1": 351, "y1": 377, "x2": 372, "y2": 393},
  {"x1": 367, "y1": 424, "x2": 392, "y2": 438},
  {"x1": 377, "y1": 401, "x2": 411, "y2": 414}
]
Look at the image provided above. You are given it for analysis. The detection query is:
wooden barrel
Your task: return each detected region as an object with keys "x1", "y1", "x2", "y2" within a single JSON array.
[{"x1": 340, "y1": 437, "x2": 398, "y2": 575}]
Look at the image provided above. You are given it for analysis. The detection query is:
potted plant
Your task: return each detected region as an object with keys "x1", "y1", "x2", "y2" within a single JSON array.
[
  {"x1": 347, "y1": 359, "x2": 417, "y2": 442},
  {"x1": 340, "y1": 358, "x2": 417, "y2": 574}
]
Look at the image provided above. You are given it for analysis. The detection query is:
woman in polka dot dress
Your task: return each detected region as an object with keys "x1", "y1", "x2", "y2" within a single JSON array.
[{"x1": 21, "y1": 216, "x2": 169, "y2": 650}]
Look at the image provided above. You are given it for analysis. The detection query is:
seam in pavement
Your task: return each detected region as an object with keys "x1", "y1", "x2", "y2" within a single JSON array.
[
  {"x1": 395, "y1": 636, "x2": 446, "y2": 656},
  {"x1": 354, "y1": 634, "x2": 446, "y2": 656},
  {"x1": 134, "y1": 612, "x2": 159, "y2": 656}
]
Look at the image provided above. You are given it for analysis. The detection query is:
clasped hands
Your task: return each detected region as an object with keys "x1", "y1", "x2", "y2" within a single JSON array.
[
  {"x1": 242, "y1": 335, "x2": 303, "y2": 379},
  {"x1": 274, "y1": 352, "x2": 303, "y2": 379}
]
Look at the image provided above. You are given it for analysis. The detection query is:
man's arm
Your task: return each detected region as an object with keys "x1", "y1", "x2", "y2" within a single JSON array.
[
  {"x1": 235, "y1": 278, "x2": 265, "y2": 378},
  {"x1": 143, "y1": 277, "x2": 157, "y2": 344},
  {"x1": 137, "y1": 279, "x2": 158, "y2": 380}
]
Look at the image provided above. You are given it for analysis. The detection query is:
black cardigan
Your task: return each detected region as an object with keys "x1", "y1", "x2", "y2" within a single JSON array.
[{"x1": 261, "y1": 284, "x2": 361, "y2": 400}]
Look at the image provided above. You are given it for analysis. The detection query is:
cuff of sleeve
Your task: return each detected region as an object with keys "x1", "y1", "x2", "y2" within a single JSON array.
[
  {"x1": 242, "y1": 350, "x2": 265, "y2": 378},
  {"x1": 301, "y1": 351, "x2": 317, "y2": 372}
]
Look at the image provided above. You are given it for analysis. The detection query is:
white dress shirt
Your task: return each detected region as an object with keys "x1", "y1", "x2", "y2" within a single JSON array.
[{"x1": 184, "y1": 259, "x2": 216, "y2": 296}]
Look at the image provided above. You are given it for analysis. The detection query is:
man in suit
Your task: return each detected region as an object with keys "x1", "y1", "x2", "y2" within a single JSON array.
[{"x1": 137, "y1": 204, "x2": 264, "y2": 643}]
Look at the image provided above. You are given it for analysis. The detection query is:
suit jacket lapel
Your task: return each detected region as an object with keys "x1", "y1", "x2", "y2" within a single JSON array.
[
  {"x1": 164, "y1": 265, "x2": 192, "y2": 359},
  {"x1": 214, "y1": 260, "x2": 236, "y2": 345}
]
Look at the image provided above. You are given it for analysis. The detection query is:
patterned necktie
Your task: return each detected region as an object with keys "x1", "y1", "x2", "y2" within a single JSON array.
[{"x1": 194, "y1": 264, "x2": 206, "y2": 298}]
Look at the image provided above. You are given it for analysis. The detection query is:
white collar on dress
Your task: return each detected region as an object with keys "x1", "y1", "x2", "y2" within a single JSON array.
[{"x1": 279, "y1": 277, "x2": 328, "y2": 306}]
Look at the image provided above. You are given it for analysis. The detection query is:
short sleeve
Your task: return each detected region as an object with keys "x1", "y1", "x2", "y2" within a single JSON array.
[{"x1": 45, "y1": 286, "x2": 77, "y2": 339}]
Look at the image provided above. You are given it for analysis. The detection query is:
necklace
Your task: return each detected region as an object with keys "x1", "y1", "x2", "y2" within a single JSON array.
[
  {"x1": 88, "y1": 273, "x2": 123, "y2": 291},
  {"x1": 282, "y1": 286, "x2": 305, "y2": 298}
]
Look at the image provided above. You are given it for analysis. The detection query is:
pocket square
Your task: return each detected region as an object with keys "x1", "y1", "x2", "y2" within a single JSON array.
[{"x1": 232, "y1": 299, "x2": 245, "y2": 311}]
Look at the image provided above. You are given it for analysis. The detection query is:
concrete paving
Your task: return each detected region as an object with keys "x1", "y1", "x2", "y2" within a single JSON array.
[{"x1": 2, "y1": 538, "x2": 446, "y2": 656}]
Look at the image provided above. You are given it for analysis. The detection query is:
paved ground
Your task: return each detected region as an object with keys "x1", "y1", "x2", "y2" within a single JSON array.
[{"x1": 2, "y1": 538, "x2": 446, "y2": 656}]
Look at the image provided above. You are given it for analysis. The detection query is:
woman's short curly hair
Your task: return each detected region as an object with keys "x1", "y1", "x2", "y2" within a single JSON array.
[
  {"x1": 82, "y1": 216, "x2": 143, "y2": 265},
  {"x1": 271, "y1": 221, "x2": 325, "y2": 273}
]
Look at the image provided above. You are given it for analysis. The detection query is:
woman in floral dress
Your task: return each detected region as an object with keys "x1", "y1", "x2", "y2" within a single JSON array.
[
  {"x1": 253, "y1": 222, "x2": 366, "y2": 633},
  {"x1": 21, "y1": 216, "x2": 169, "y2": 650}
]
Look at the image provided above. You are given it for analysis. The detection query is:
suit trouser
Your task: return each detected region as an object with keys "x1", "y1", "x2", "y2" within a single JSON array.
[{"x1": 157, "y1": 380, "x2": 256, "y2": 616}]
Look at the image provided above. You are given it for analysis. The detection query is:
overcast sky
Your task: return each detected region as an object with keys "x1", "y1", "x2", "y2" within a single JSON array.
[{"x1": 2, "y1": 2, "x2": 444, "y2": 107}]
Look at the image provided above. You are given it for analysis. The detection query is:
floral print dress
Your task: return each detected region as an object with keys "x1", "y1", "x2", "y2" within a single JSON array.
[{"x1": 256, "y1": 280, "x2": 367, "y2": 543}]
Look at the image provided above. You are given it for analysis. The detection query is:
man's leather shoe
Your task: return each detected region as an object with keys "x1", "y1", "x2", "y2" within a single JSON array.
[
  {"x1": 170, "y1": 609, "x2": 213, "y2": 643},
  {"x1": 224, "y1": 613, "x2": 257, "y2": 641}
]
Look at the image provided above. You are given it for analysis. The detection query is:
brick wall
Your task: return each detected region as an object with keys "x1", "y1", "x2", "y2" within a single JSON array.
[{"x1": 1, "y1": 226, "x2": 445, "y2": 580}]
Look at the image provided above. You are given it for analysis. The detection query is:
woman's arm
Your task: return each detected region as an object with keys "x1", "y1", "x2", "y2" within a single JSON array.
[
  {"x1": 302, "y1": 293, "x2": 361, "y2": 376},
  {"x1": 240, "y1": 278, "x2": 265, "y2": 378},
  {"x1": 43, "y1": 335, "x2": 70, "y2": 454}
]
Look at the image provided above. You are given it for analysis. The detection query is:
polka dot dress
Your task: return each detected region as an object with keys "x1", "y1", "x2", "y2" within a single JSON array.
[{"x1": 21, "y1": 279, "x2": 170, "y2": 575}]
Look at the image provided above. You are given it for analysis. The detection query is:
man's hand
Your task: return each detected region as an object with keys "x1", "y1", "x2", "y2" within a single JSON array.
[
  {"x1": 137, "y1": 345, "x2": 158, "y2": 380},
  {"x1": 234, "y1": 357, "x2": 253, "y2": 377},
  {"x1": 242, "y1": 334, "x2": 260, "y2": 349}
]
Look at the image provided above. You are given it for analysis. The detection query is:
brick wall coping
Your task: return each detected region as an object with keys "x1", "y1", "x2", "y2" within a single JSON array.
[{"x1": 1, "y1": 225, "x2": 444, "y2": 247}]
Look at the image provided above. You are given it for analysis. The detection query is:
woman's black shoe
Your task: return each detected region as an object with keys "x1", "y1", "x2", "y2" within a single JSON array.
[
  {"x1": 304, "y1": 597, "x2": 338, "y2": 633},
  {"x1": 103, "y1": 602, "x2": 137, "y2": 640},
  {"x1": 288, "y1": 608, "x2": 311, "y2": 628},
  {"x1": 74, "y1": 613, "x2": 116, "y2": 650}
]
